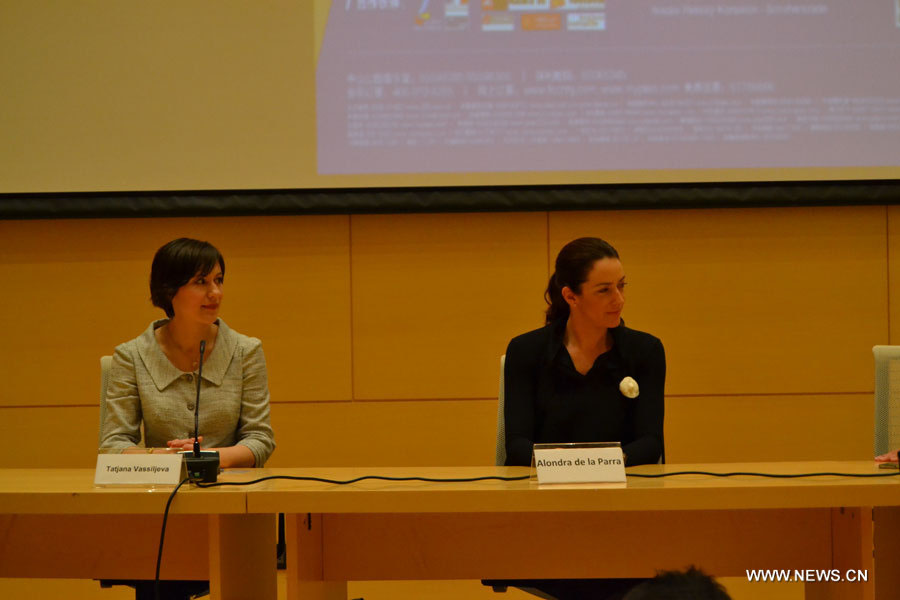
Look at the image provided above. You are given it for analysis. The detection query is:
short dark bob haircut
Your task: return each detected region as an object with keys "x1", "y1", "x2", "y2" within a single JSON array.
[
  {"x1": 545, "y1": 237, "x2": 619, "y2": 324},
  {"x1": 150, "y1": 238, "x2": 225, "y2": 318}
]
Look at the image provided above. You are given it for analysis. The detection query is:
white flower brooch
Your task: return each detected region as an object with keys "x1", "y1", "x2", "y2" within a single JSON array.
[{"x1": 619, "y1": 376, "x2": 639, "y2": 399}]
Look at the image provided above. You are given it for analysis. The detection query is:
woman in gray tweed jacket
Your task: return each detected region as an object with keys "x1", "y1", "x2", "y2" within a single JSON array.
[{"x1": 99, "y1": 238, "x2": 275, "y2": 467}]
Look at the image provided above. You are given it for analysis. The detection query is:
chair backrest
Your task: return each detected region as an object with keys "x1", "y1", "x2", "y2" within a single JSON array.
[
  {"x1": 98, "y1": 355, "x2": 112, "y2": 447},
  {"x1": 873, "y1": 346, "x2": 900, "y2": 456},
  {"x1": 495, "y1": 355, "x2": 506, "y2": 466}
]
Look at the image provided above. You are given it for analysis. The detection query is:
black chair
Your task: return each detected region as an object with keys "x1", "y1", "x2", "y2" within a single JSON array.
[{"x1": 98, "y1": 580, "x2": 209, "y2": 600}]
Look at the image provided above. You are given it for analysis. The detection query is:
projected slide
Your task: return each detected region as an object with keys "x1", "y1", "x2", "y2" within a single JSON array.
[{"x1": 317, "y1": 1, "x2": 900, "y2": 176}]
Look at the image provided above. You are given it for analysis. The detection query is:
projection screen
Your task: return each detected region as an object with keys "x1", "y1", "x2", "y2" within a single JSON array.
[
  {"x1": 1, "y1": 1, "x2": 899, "y2": 214},
  {"x1": 316, "y1": 0, "x2": 900, "y2": 181}
]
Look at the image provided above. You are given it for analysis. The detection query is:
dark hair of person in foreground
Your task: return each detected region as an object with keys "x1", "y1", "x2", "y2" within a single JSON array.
[{"x1": 623, "y1": 566, "x2": 733, "y2": 600}]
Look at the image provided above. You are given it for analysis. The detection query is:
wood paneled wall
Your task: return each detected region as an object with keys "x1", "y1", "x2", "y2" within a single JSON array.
[{"x1": 0, "y1": 205, "x2": 891, "y2": 468}]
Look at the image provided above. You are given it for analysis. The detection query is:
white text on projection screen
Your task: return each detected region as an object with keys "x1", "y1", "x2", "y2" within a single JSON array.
[{"x1": 316, "y1": 0, "x2": 900, "y2": 176}]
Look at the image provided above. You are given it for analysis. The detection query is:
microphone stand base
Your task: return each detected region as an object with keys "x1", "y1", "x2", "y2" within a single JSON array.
[{"x1": 184, "y1": 451, "x2": 220, "y2": 483}]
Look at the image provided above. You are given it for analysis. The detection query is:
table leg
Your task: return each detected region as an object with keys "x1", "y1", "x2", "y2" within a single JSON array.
[
  {"x1": 209, "y1": 514, "x2": 277, "y2": 600},
  {"x1": 285, "y1": 513, "x2": 348, "y2": 600},
  {"x1": 805, "y1": 508, "x2": 873, "y2": 600},
  {"x1": 873, "y1": 506, "x2": 900, "y2": 600}
]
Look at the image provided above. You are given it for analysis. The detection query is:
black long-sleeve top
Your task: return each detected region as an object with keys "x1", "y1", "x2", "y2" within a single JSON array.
[{"x1": 503, "y1": 319, "x2": 666, "y2": 467}]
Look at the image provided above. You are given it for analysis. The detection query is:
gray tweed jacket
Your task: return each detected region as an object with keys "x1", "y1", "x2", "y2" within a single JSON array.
[{"x1": 100, "y1": 318, "x2": 275, "y2": 466}]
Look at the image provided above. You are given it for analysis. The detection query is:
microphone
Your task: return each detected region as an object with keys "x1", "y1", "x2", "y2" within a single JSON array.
[
  {"x1": 183, "y1": 339, "x2": 219, "y2": 483},
  {"x1": 193, "y1": 340, "x2": 205, "y2": 457}
]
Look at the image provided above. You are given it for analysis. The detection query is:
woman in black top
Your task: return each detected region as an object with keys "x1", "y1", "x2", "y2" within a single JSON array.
[
  {"x1": 505, "y1": 236, "x2": 665, "y2": 467},
  {"x1": 500, "y1": 238, "x2": 666, "y2": 600}
]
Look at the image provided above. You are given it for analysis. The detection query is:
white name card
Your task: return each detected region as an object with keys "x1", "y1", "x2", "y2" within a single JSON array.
[
  {"x1": 533, "y1": 442, "x2": 626, "y2": 484},
  {"x1": 94, "y1": 454, "x2": 183, "y2": 486}
]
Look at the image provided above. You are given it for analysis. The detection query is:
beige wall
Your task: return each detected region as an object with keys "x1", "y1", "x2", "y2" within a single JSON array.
[{"x1": 0, "y1": 205, "x2": 889, "y2": 468}]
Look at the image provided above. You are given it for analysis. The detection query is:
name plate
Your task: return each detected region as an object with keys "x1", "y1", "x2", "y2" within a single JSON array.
[
  {"x1": 533, "y1": 442, "x2": 626, "y2": 484},
  {"x1": 94, "y1": 453, "x2": 183, "y2": 486}
]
